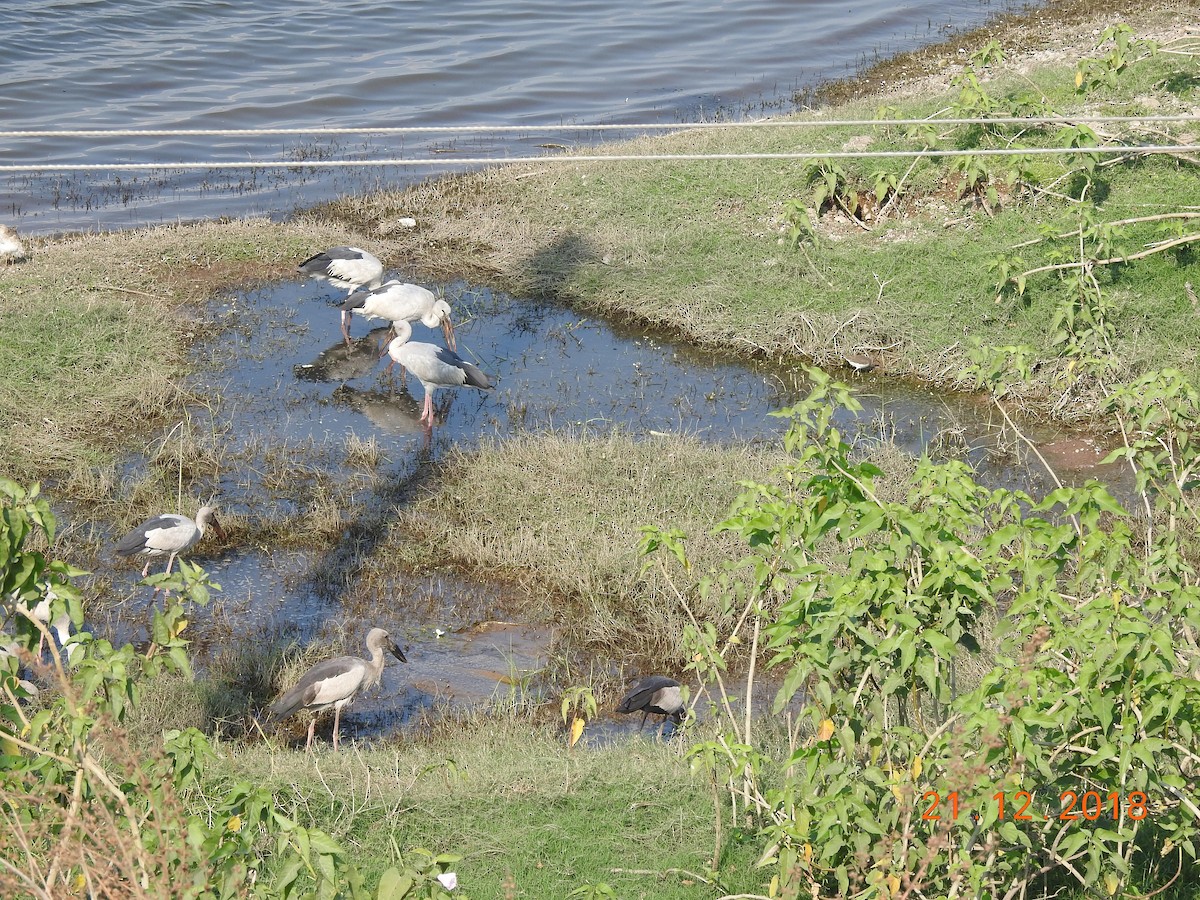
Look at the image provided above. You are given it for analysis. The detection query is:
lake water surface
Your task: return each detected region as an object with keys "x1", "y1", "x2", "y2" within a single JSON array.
[{"x1": 4, "y1": 0, "x2": 1037, "y2": 235}]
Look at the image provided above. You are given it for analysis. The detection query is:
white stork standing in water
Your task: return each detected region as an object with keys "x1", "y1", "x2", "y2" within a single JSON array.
[
  {"x1": 268, "y1": 627, "x2": 407, "y2": 751},
  {"x1": 115, "y1": 505, "x2": 226, "y2": 580},
  {"x1": 381, "y1": 320, "x2": 491, "y2": 428},
  {"x1": 297, "y1": 246, "x2": 384, "y2": 296},
  {"x1": 338, "y1": 280, "x2": 456, "y2": 351}
]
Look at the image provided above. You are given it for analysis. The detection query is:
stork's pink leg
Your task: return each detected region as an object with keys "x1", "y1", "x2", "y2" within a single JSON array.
[
  {"x1": 332, "y1": 706, "x2": 342, "y2": 751},
  {"x1": 341, "y1": 311, "x2": 353, "y2": 345},
  {"x1": 157, "y1": 553, "x2": 179, "y2": 596},
  {"x1": 305, "y1": 718, "x2": 317, "y2": 752}
]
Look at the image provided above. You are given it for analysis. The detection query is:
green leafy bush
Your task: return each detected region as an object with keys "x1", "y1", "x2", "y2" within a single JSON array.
[{"x1": 645, "y1": 369, "x2": 1200, "y2": 897}]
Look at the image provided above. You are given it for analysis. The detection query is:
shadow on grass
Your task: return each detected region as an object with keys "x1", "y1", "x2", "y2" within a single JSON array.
[{"x1": 518, "y1": 230, "x2": 597, "y2": 301}]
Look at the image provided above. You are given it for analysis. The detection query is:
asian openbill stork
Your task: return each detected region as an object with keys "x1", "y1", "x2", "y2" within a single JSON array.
[
  {"x1": 338, "y1": 280, "x2": 456, "y2": 350},
  {"x1": 616, "y1": 675, "x2": 686, "y2": 733},
  {"x1": 297, "y1": 246, "x2": 384, "y2": 296},
  {"x1": 115, "y1": 505, "x2": 225, "y2": 579},
  {"x1": 268, "y1": 627, "x2": 407, "y2": 751},
  {"x1": 381, "y1": 321, "x2": 491, "y2": 428}
]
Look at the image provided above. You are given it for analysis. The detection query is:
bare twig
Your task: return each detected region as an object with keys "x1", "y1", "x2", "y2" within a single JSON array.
[
  {"x1": 1126, "y1": 847, "x2": 1183, "y2": 899},
  {"x1": 90, "y1": 283, "x2": 165, "y2": 301},
  {"x1": 1014, "y1": 231, "x2": 1200, "y2": 282},
  {"x1": 609, "y1": 867, "x2": 717, "y2": 885},
  {"x1": 876, "y1": 151, "x2": 927, "y2": 223},
  {"x1": 1009, "y1": 211, "x2": 1200, "y2": 249}
]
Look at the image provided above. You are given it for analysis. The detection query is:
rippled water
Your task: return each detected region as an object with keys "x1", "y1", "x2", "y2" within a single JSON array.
[{"x1": 4, "y1": 0, "x2": 1036, "y2": 234}]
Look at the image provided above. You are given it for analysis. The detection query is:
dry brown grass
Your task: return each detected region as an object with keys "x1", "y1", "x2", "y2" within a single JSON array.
[{"x1": 382, "y1": 430, "x2": 780, "y2": 662}]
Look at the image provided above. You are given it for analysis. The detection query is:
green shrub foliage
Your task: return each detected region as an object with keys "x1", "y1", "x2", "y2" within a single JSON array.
[{"x1": 645, "y1": 369, "x2": 1200, "y2": 898}]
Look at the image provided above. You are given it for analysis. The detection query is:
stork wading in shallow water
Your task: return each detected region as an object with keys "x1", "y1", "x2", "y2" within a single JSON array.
[
  {"x1": 381, "y1": 320, "x2": 491, "y2": 428},
  {"x1": 338, "y1": 279, "x2": 456, "y2": 351},
  {"x1": 616, "y1": 675, "x2": 686, "y2": 734},
  {"x1": 297, "y1": 246, "x2": 384, "y2": 297},
  {"x1": 115, "y1": 505, "x2": 226, "y2": 580},
  {"x1": 268, "y1": 628, "x2": 407, "y2": 751}
]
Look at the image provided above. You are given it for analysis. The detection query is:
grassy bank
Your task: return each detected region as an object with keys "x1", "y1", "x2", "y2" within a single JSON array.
[
  {"x1": 211, "y1": 721, "x2": 764, "y2": 899},
  {"x1": 4, "y1": 2, "x2": 1195, "y2": 491}
]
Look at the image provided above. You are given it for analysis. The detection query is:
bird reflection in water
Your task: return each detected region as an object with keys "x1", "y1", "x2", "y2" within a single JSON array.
[{"x1": 294, "y1": 333, "x2": 386, "y2": 384}]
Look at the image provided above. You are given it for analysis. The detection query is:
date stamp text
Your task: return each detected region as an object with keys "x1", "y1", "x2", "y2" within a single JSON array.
[{"x1": 921, "y1": 790, "x2": 1149, "y2": 822}]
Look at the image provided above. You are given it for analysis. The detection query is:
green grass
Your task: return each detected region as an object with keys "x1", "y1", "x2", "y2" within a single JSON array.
[{"x1": 206, "y1": 718, "x2": 765, "y2": 899}]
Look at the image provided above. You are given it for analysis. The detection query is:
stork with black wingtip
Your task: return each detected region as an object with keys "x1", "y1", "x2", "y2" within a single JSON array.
[
  {"x1": 115, "y1": 505, "x2": 226, "y2": 583},
  {"x1": 298, "y1": 246, "x2": 385, "y2": 297},
  {"x1": 381, "y1": 320, "x2": 491, "y2": 429},
  {"x1": 616, "y1": 675, "x2": 686, "y2": 735},
  {"x1": 338, "y1": 279, "x2": 456, "y2": 351},
  {"x1": 268, "y1": 627, "x2": 408, "y2": 751}
]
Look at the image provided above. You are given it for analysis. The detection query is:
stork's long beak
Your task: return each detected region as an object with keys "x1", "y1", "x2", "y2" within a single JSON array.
[
  {"x1": 442, "y1": 316, "x2": 456, "y2": 352},
  {"x1": 209, "y1": 516, "x2": 228, "y2": 542},
  {"x1": 390, "y1": 641, "x2": 408, "y2": 663}
]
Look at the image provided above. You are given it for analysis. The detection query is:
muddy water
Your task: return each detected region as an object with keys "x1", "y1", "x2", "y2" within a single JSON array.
[{"x1": 98, "y1": 277, "x2": 1124, "y2": 743}]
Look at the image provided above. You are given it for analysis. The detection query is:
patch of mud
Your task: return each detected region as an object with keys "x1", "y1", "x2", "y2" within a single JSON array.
[{"x1": 1035, "y1": 434, "x2": 1119, "y2": 475}]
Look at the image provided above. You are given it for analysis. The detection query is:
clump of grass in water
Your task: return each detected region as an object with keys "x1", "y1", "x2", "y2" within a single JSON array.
[
  {"x1": 343, "y1": 432, "x2": 383, "y2": 470},
  {"x1": 376, "y1": 429, "x2": 931, "y2": 669},
  {"x1": 381, "y1": 431, "x2": 780, "y2": 665}
]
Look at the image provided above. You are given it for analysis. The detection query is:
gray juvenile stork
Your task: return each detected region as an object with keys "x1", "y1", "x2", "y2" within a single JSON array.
[
  {"x1": 616, "y1": 675, "x2": 686, "y2": 733},
  {"x1": 268, "y1": 628, "x2": 407, "y2": 751},
  {"x1": 115, "y1": 505, "x2": 226, "y2": 579},
  {"x1": 338, "y1": 280, "x2": 456, "y2": 350},
  {"x1": 297, "y1": 246, "x2": 385, "y2": 296},
  {"x1": 381, "y1": 320, "x2": 491, "y2": 428}
]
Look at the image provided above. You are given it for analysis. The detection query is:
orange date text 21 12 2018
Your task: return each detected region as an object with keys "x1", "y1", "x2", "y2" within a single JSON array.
[{"x1": 920, "y1": 790, "x2": 1149, "y2": 823}]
